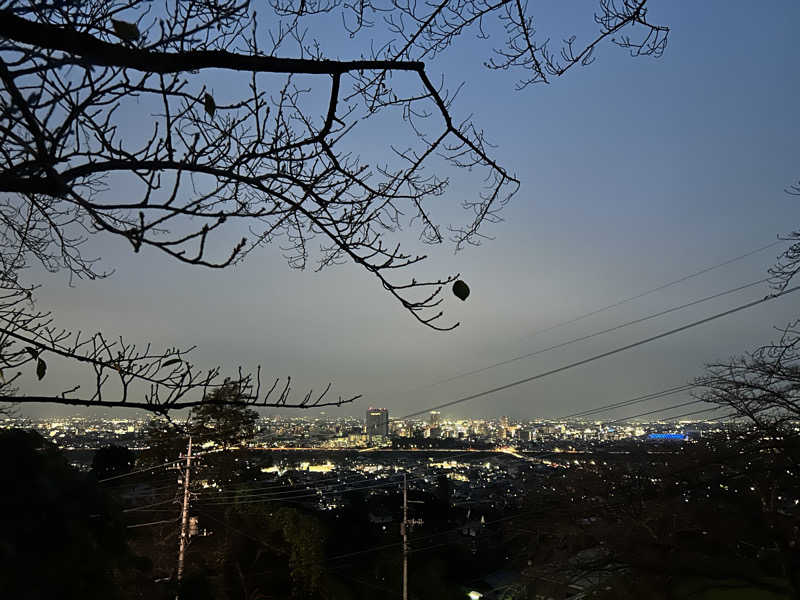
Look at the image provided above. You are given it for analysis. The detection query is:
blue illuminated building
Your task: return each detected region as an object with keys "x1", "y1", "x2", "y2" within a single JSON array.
[{"x1": 647, "y1": 433, "x2": 686, "y2": 441}]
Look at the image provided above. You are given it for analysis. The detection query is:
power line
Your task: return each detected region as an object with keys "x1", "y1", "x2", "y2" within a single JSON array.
[
  {"x1": 196, "y1": 476, "x2": 406, "y2": 506},
  {"x1": 194, "y1": 421, "x2": 795, "y2": 588},
  {"x1": 97, "y1": 458, "x2": 184, "y2": 483},
  {"x1": 562, "y1": 384, "x2": 778, "y2": 425},
  {"x1": 192, "y1": 471, "x2": 371, "y2": 500},
  {"x1": 518, "y1": 357, "x2": 798, "y2": 425},
  {"x1": 376, "y1": 240, "x2": 782, "y2": 409},
  {"x1": 608, "y1": 399, "x2": 703, "y2": 423},
  {"x1": 419, "y1": 278, "x2": 770, "y2": 389},
  {"x1": 195, "y1": 471, "x2": 435, "y2": 507},
  {"x1": 196, "y1": 478, "x2": 394, "y2": 504},
  {"x1": 193, "y1": 508, "x2": 418, "y2": 572},
  {"x1": 122, "y1": 452, "x2": 475, "y2": 512},
  {"x1": 191, "y1": 451, "x2": 485, "y2": 507},
  {"x1": 558, "y1": 383, "x2": 694, "y2": 421},
  {"x1": 123, "y1": 495, "x2": 179, "y2": 513},
  {"x1": 512, "y1": 240, "x2": 782, "y2": 338},
  {"x1": 193, "y1": 468, "x2": 402, "y2": 500},
  {"x1": 97, "y1": 449, "x2": 217, "y2": 484},
  {"x1": 658, "y1": 405, "x2": 729, "y2": 422},
  {"x1": 127, "y1": 518, "x2": 178, "y2": 529},
  {"x1": 197, "y1": 501, "x2": 555, "y2": 578},
  {"x1": 107, "y1": 477, "x2": 180, "y2": 493},
  {"x1": 398, "y1": 283, "x2": 800, "y2": 420},
  {"x1": 192, "y1": 450, "x2": 485, "y2": 504}
]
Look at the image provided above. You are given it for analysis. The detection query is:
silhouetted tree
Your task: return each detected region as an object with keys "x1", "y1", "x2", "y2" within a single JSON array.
[
  {"x1": 183, "y1": 503, "x2": 328, "y2": 599},
  {"x1": 668, "y1": 174, "x2": 800, "y2": 597},
  {"x1": 697, "y1": 321, "x2": 800, "y2": 436},
  {"x1": 189, "y1": 380, "x2": 259, "y2": 450},
  {"x1": 517, "y1": 440, "x2": 800, "y2": 599},
  {"x1": 692, "y1": 322, "x2": 800, "y2": 598},
  {"x1": 769, "y1": 178, "x2": 800, "y2": 293},
  {"x1": 0, "y1": 0, "x2": 668, "y2": 414},
  {"x1": 92, "y1": 443, "x2": 136, "y2": 481},
  {"x1": 0, "y1": 429, "x2": 132, "y2": 599},
  {"x1": 140, "y1": 380, "x2": 260, "y2": 487}
]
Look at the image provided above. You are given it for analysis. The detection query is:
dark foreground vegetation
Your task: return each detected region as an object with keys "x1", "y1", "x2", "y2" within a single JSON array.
[{"x1": 2, "y1": 415, "x2": 798, "y2": 600}]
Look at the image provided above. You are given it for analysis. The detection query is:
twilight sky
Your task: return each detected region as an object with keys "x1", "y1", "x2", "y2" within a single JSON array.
[{"x1": 16, "y1": 0, "x2": 800, "y2": 421}]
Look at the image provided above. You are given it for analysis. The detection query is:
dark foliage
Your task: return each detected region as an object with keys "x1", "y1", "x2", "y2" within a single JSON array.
[
  {"x1": 92, "y1": 444, "x2": 136, "y2": 481},
  {"x1": 0, "y1": 429, "x2": 131, "y2": 600}
]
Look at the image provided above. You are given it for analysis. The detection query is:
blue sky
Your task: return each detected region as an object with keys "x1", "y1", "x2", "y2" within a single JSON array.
[{"x1": 18, "y1": 0, "x2": 800, "y2": 421}]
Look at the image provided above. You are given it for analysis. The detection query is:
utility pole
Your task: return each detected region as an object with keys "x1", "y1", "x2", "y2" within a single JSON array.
[
  {"x1": 176, "y1": 435, "x2": 192, "y2": 595},
  {"x1": 402, "y1": 472, "x2": 408, "y2": 600},
  {"x1": 401, "y1": 473, "x2": 423, "y2": 600}
]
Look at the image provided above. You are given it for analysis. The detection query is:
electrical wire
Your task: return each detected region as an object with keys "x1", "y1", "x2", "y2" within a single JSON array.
[
  {"x1": 505, "y1": 240, "x2": 782, "y2": 340},
  {"x1": 397, "y1": 284, "x2": 800, "y2": 420},
  {"x1": 191, "y1": 450, "x2": 486, "y2": 503},
  {"x1": 115, "y1": 450, "x2": 480, "y2": 514},
  {"x1": 195, "y1": 470, "x2": 435, "y2": 507},
  {"x1": 192, "y1": 471, "x2": 372, "y2": 500},
  {"x1": 191, "y1": 450, "x2": 490, "y2": 506},
  {"x1": 188, "y1": 420, "x2": 794, "y2": 588},
  {"x1": 123, "y1": 495, "x2": 180, "y2": 513},
  {"x1": 655, "y1": 405, "x2": 729, "y2": 422},
  {"x1": 419, "y1": 277, "x2": 770, "y2": 389},
  {"x1": 607, "y1": 399, "x2": 704, "y2": 423},
  {"x1": 558, "y1": 383, "x2": 695, "y2": 420},
  {"x1": 97, "y1": 457, "x2": 184, "y2": 483},
  {"x1": 377, "y1": 241, "x2": 782, "y2": 408},
  {"x1": 126, "y1": 518, "x2": 178, "y2": 529},
  {"x1": 194, "y1": 502, "x2": 551, "y2": 575},
  {"x1": 97, "y1": 448, "x2": 218, "y2": 484}
]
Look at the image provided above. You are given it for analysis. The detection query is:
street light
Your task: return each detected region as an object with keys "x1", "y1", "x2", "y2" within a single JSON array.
[{"x1": 467, "y1": 592, "x2": 483, "y2": 600}]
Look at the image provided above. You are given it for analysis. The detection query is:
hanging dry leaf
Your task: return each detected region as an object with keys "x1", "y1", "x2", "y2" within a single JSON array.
[{"x1": 111, "y1": 19, "x2": 140, "y2": 42}]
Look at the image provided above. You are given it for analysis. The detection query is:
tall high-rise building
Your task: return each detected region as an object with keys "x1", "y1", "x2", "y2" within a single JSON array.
[
  {"x1": 365, "y1": 407, "x2": 389, "y2": 439},
  {"x1": 429, "y1": 410, "x2": 441, "y2": 427}
]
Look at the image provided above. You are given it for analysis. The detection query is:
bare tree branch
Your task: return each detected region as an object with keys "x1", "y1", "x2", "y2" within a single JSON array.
[
  {"x1": 695, "y1": 320, "x2": 800, "y2": 435},
  {"x1": 0, "y1": 0, "x2": 668, "y2": 413}
]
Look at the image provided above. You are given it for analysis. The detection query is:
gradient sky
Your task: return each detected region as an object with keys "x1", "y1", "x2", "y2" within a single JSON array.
[{"x1": 16, "y1": 0, "x2": 800, "y2": 422}]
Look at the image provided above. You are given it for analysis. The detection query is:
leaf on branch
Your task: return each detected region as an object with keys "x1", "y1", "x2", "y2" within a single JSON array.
[
  {"x1": 204, "y1": 93, "x2": 216, "y2": 118},
  {"x1": 162, "y1": 358, "x2": 181, "y2": 368},
  {"x1": 111, "y1": 19, "x2": 140, "y2": 42},
  {"x1": 25, "y1": 347, "x2": 39, "y2": 359},
  {"x1": 36, "y1": 358, "x2": 47, "y2": 381},
  {"x1": 452, "y1": 280, "x2": 470, "y2": 301}
]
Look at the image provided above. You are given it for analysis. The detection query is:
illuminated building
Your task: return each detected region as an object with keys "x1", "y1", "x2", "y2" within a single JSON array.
[
  {"x1": 647, "y1": 433, "x2": 686, "y2": 441},
  {"x1": 365, "y1": 407, "x2": 389, "y2": 439}
]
